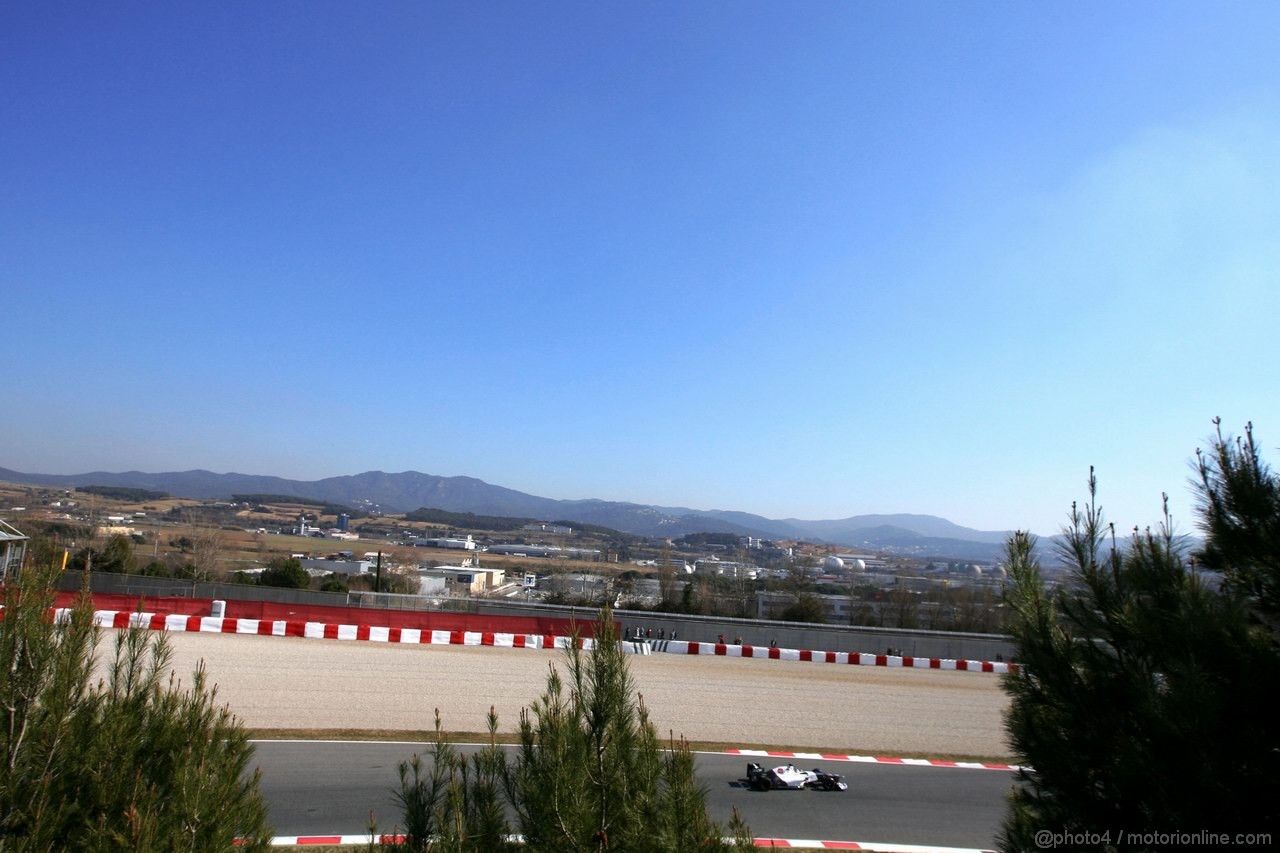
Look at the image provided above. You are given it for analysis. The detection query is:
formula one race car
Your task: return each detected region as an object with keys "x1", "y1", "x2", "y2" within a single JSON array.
[{"x1": 745, "y1": 762, "x2": 848, "y2": 791}]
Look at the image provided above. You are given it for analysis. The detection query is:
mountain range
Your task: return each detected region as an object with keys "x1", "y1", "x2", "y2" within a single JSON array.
[{"x1": 0, "y1": 466, "x2": 1013, "y2": 561}]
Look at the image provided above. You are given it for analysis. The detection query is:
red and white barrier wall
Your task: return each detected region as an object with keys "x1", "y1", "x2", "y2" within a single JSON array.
[
  {"x1": 58, "y1": 608, "x2": 593, "y2": 652},
  {"x1": 652, "y1": 639, "x2": 1018, "y2": 674},
  {"x1": 56, "y1": 605, "x2": 1015, "y2": 675}
]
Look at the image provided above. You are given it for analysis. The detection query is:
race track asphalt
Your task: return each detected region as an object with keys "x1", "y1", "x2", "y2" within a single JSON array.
[
  {"x1": 142, "y1": 631, "x2": 1015, "y2": 846},
  {"x1": 252, "y1": 740, "x2": 1014, "y2": 847}
]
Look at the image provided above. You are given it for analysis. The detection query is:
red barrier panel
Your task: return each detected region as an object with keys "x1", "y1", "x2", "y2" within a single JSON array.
[
  {"x1": 67, "y1": 591, "x2": 594, "y2": 638},
  {"x1": 55, "y1": 591, "x2": 207, "y2": 617}
]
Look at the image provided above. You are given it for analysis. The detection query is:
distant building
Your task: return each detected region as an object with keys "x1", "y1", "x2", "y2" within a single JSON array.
[
  {"x1": 413, "y1": 535, "x2": 477, "y2": 551},
  {"x1": 523, "y1": 523, "x2": 572, "y2": 535},
  {"x1": 300, "y1": 558, "x2": 373, "y2": 575},
  {"x1": 416, "y1": 566, "x2": 505, "y2": 595},
  {"x1": 486, "y1": 544, "x2": 601, "y2": 560},
  {"x1": 1, "y1": 520, "x2": 29, "y2": 581},
  {"x1": 693, "y1": 559, "x2": 760, "y2": 580}
]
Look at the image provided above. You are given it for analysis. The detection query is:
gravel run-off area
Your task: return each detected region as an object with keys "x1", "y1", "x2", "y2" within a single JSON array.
[{"x1": 146, "y1": 632, "x2": 1013, "y2": 760}]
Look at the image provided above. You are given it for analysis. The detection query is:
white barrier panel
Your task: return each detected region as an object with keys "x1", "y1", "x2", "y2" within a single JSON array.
[
  {"x1": 494, "y1": 634, "x2": 514, "y2": 648},
  {"x1": 463, "y1": 632, "x2": 482, "y2": 646},
  {"x1": 165, "y1": 614, "x2": 189, "y2": 631},
  {"x1": 336, "y1": 624, "x2": 358, "y2": 641},
  {"x1": 887, "y1": 655, "x2": 902, "y2": 667},
  {"x1": 199, "y1": 617, "x2": 225, "y2": 633},
  {"x1": 92, "y1": 611, "x2": 117, "y2": 628},
  {"x1": 303, "y1": 622, "x2": 325, "y2": 639},
  {"x1": 369, "y1": 626, "x2": 390, "y2": 643},
  {"x1": 778, "y1": 648, "x2": 800, "y2": 661},
  {"x1": 128, "y1": 612, "x2": 154, "y2": 628},
  {"x1": 939, "y1": 659, "x2": 957, "y2": 670},
  {"x1": 401, "y1": 628, "x2": 422, "y2": 644},
  {"x1": 236, "y1": 619, "x2": 260, "y2": 634},
  {"x1": 430, "y1": 630, "x2": 451, "y2": 645},
  {"x1": 271, "y1": 621, "x2": 287, "y2": 637}
]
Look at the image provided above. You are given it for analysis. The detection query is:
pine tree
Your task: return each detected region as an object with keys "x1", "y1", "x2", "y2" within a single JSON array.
[
  {"x1": 0, "y1": 564, "x2": 272, "y2": 851},
  {"x1": 1000, "y1": 446, "x2": 1280, "y2": 852},
  {"x1": 1195, "y1": 418, "x2": 1280, "y2": 640},
  {"x1": 390, "y1": 607, "x2": 751, "y2": 852}
]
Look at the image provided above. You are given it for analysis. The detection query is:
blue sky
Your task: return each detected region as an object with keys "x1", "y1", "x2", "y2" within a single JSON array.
[{"x1": 3, "y1": 2, "x2": 1278, "y2": 536}]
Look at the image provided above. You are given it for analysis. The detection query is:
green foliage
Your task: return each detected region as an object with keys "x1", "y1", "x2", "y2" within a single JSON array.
[
  {"x1": 78, "y1": 485, "x2": 169, "y2": 501},
  {"x1": 390, "y1": 608, "x2": 752, "y2": 852},
  {"x1": 319, "y1": 575, "x2": 349, "y2": 593},
  {"x1": 258, "y1": 556, "x2": 311, "y2": 589},
  {"x1": 999, "y1": 453, "x2": 1280, "y2": 851},
  {"x1": 138, "y1": 560, "x2": 171, "y2": 578},
  {"x1": 0, "y1": 565, "x2": 272, "y2": 850},
  {"x1": 1195, "y1": 419, "x2": 1280, "y2": 639},
  {"x1": 779, "y1": 592, "x2": 827, "y2": 624},
  {"x1": 67, "y1": 533, "x2": 136, "y2": 574}
]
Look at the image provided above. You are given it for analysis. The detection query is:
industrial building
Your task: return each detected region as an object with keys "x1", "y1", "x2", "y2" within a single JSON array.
[
  {"x1": 413, "y1": 535, "x2": 477, "y2": 550},
  {"x1": 415, "y1": 566, "x2": 506, "y2": 595}
]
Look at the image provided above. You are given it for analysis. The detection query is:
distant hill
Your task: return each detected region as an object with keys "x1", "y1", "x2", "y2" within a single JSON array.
[{"x1": 0, "y1": 465, "x2": 1013, "y2": 559}]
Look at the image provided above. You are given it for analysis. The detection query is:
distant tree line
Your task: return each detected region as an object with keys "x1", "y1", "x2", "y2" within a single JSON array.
[
  {"x1": 78, "y1": 485, "x2": 169, "y2": 501},
  {"x1": 674, "y1": 532, "x2": 742, "y2": 548},
  {"x1": 232, "y1": 493, "x2": 326, "y2": 506}
]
